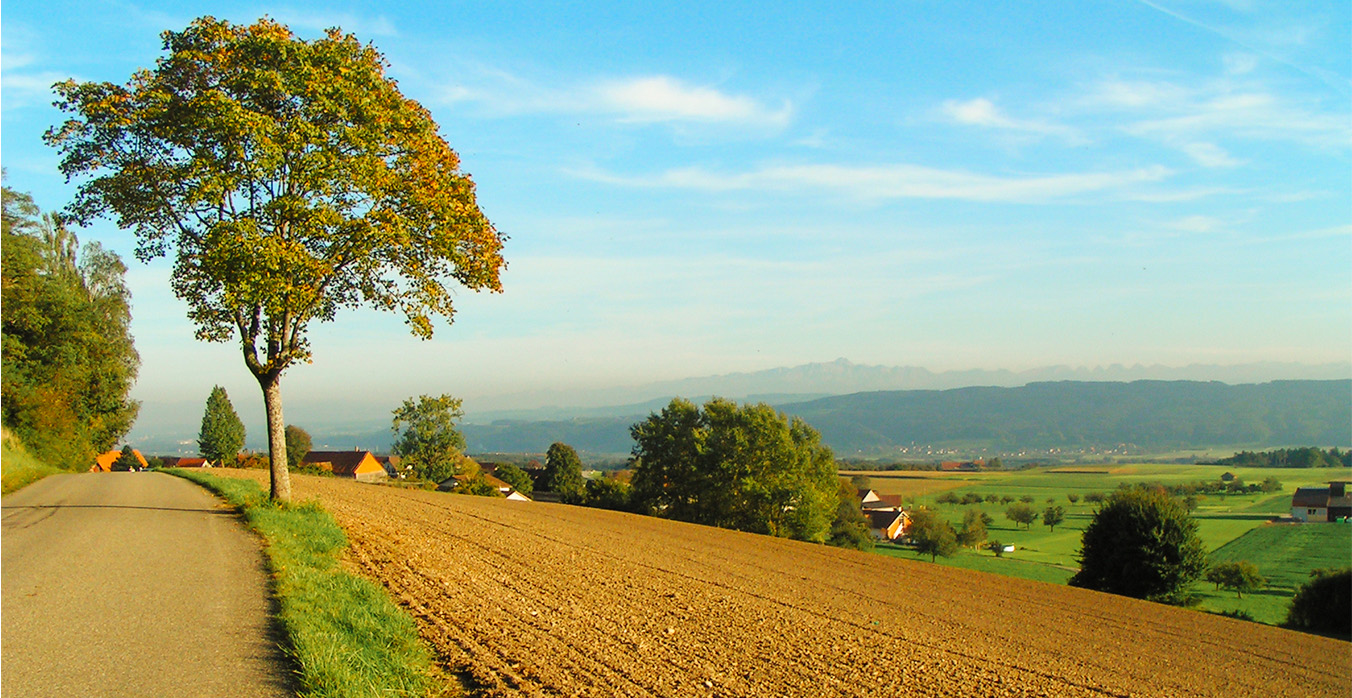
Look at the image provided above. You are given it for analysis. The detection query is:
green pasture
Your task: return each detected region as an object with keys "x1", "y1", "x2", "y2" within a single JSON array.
[
  {"x1": 859, "y1": 464, "x2": 1352, "y2": 625},
  {"x1": 1194, "y1": 523, "x2": 1352, "y2": 625}
]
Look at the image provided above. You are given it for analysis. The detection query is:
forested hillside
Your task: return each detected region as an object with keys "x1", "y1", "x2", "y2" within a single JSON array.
[
  {"x1": 461, "y1": 380, "x2": 1351, "y2": 458},
  {"x1": 1, "y1": 181, "x2": 140, "y2": 468}
]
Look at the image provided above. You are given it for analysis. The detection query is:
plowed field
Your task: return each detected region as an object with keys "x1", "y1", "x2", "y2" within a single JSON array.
[{"x1": 217, "y1": 471, "x2": 1347, "y2": 697}]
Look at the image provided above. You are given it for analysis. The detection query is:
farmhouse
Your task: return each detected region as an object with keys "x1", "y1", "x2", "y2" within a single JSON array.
[
  {"x1": 863, "y1": 494, "x2": 906, "y2": 511},
  {"x1": 866, "y1": 509, "x2": 911, "y2": 541},
  {"x1": 302, "y1": 450, "x2": 387, "y2": 482},
  {"x1": 1291, "y1": 481, "x2": 1352, "y2": 522},
  {"x1": 90, "y1": 448, "x2": 149, "y2": 472},
  {"x1": 940, "y1": 460, "x2": 984, "y2": 472},
  {"x1": 438, "y1": 472, "x2": 532, "y2": 501},
  {"x1": 162, "y1": 456, "x2": 211, "y2": 468}
]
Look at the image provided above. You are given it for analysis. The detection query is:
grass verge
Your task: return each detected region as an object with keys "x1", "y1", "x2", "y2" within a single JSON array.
[
  {"x1": 168, "y1": 469, "x2": 438, "y2": 698},
  {"x1": 1, "y1": 428, "x2": 65, "y2": 495}
]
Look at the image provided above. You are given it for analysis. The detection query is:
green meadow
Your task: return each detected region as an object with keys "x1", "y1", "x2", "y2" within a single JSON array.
[{"x1": 850, "y1": 464, "x2": 1352, "y2": 624}]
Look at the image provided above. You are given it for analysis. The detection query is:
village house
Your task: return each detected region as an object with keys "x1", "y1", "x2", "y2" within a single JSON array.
[
  {"x1": 1291, "y1": 481, "x2": 1352, "y2": 522},
  {"x1": 160, "y1": 456, "x2": 211, "y2": 468},
  {"x1": 302, "y1": 450, "x2": 388, "y2": 482},
  {"x1": 438, "y1": 472, "x2": 532, "y2": 501},
  {"x1": 866, "y1": 508, "x2": 911, "y2": 541}
]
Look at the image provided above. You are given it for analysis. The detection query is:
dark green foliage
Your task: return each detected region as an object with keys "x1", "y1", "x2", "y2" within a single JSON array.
[
  {"x1": 1070, "y1": 487, "x2": 1207, "y2": 604},
  {"x1": 1043, "y1": 505, "x2": 1066, "y2": 531},
  {"x1": 828, "y1": 478, "x2": 874, "y2": 551},
  {"x1": 581, "y1": 477, "x2": 633, "y2": 512},
  {"x1": 630, "y1": 398, "x2": 839, "y2": 543},
  {"x1": 1206, "y1": 560, "x2": 1265, "y2": 598},
  {"x1": 1285, "y1": 568, "x2": 1352, "y2": 635},
  {"x1": 987, "y1": 540, "x2": 1006, "y2": 557},
  {"x1": 454, "y1": 475, "x2": 504, "y2": 498},
  {"x1": 909, "y1": 509, "x2": 959, "y2": 562},
  {"x1": 543, "y1": 442, "x2": 585, "y2": 499},
  {"x1": 2, "y1": 181, "x2": 140, "y2": 469},
  {"x1": 112, "y1": 446, "x2": 140, "y2": 471},
  {"x1": 1067, "y1": 493, "x2": 1080, "y2": 504},
  {"x1": 391, "y1": 394, "x2": 466, "y2": 483},
  {"x1": 198, "y1": 386, "x2": 245, "y2": 464},
  {"x1": 494, "y1": 462, "x2": 534, "y2": 496},
  {"x1": 1212, "y1": 447, "x2": 1351, "y2": 469},
  {"x1": 1005, "y1": 503, "x2": 1037, "y2": 529},
  {"x1": 284, "y1": 425, "x2": 312, "y2": 470}
]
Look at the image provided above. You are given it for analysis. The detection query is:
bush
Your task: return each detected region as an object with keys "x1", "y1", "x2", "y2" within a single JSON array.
[
  {"x1": 581, "y1": 477, "x2": 632, "y2": 512},
  {"x1": 936, "y1": 492, "x2": 960, "y2": 505},
  {"x1": 1286, "y1": 568, "x2": 1351, "y2": 636}
]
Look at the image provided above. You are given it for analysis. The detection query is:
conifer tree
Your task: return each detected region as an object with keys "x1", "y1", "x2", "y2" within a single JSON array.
[{"x1": 199, "y1": 386, "x2": 245, "y2": 465}]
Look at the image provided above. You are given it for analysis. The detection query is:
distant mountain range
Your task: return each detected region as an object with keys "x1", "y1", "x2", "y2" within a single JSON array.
[
  {"x1": 125, "y1": 359, "x2": 1352, "y2": 456},
  {"x1": 460, "y1": 379, "x2": 1352, "y2": 460}
]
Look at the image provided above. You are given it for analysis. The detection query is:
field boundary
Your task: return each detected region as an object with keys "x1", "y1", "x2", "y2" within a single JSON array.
[{"x1": 167, "y1": 468, "x2": 443, "y2": 698}]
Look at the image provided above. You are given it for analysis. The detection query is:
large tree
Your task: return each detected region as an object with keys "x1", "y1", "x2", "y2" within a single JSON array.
[
  {"x1": 391, "y1": 394, "x2": 468, "y2": 484},
  {"x1": 629, "y1": 398, "x2": 839, "y2": 543},
  {"x1": 45, "y1": 17, "x2": 505, "y2": 500},
  {"x1": 1069, "y1": 487, "x2": 1207, "y2": 604},
  {"x1": 542, "y1": 442, "x2": 585, "y2": 501},
  {"x1": 908, "y1": 509, "x2": 959, "y2": 562},
  {"x1": 199, "y1": 385, "x2": 245, "y2": 465},
  {"x1": 2, "y1": 181, "x2": 140, "y2": 468}
]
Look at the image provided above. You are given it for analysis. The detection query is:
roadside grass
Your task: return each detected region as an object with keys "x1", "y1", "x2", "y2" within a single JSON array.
[
  {"x1": 1, "y1": 428, "x2": 65, "y2": 495},
  {"x1": 168, "y1": 469, "x2": 440, "y2": 698}
]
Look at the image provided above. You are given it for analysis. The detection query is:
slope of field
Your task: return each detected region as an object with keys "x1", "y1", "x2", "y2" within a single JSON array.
[{"x1": 218, "y1": 471, "x2": 1346, "y2": 697}]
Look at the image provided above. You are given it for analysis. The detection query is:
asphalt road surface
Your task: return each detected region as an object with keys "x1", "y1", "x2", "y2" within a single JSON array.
[{"x1": 2, "y1": 472, "x2": 292, "y2": 697}]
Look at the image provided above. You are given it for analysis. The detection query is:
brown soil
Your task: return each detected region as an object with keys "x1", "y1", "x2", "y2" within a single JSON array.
[{"x1": 221, "y1": 471, "x2": 1347, "y2": 697}]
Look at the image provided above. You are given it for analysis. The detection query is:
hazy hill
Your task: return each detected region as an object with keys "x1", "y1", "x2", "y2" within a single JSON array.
[{"x1": 462, "y1": 379, "x2": 1352, "y2": 458}]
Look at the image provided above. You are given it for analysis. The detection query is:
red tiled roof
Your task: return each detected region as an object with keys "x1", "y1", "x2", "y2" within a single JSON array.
[{"x1": 303, "y1": 450, "x2": 383, "y2": 476}]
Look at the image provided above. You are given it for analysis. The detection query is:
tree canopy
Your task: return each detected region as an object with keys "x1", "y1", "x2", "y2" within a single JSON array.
[
  {"x1": 1069, "y1": 487, "x2": 1207, "y2": 604},
  {"x1": 199, "y1": 385, "x2": 245, "y2": 464},
  {"x1": 45, "y1": 17, "x2": 505, "y2": 499},
  {"x1": 629, "y1": 398, "x2": 839, "y2": 543},
  {"x1": 391, "y1": 394, "x2": 467, "y2": 484},
  {"x1": 909, "y1": 509, "x2": 959, "y2": 562},
  {"x1": 284, "y1": 424, "x2": 312, "y2": 470},
  {"x1": 542, "y1": 442, "x2": 585, "y2": 500},
  {"x1": 2, "y1": 180, "x2": 141, "y2": 469}
]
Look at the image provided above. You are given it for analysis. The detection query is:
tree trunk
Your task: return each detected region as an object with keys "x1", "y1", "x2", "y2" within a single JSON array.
[{"x1": 258, "y1": 372, "x2": 292, "y2": 502}]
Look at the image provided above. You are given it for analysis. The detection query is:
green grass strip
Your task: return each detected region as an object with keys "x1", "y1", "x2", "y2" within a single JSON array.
[
  {"x1": 1, "y1": 430, "x2": 66, "y2": 495},
  {"x1": 169, "y1": 469, "x2": 435, "y2": 698}
]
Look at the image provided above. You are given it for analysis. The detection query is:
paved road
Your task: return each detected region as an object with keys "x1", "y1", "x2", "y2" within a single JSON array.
[{"x1": 2, "y1": 472, "x2": 292, "y2": 698}]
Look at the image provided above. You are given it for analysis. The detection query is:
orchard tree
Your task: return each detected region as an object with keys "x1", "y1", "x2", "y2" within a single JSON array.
[
  {"x1": 630, "y1": 398, "x2": 839, "y2": 543},
  {"x1": 543, "y1": 442, "x2": 585, "y2": 500},
  {"x1": 391, "y1": 394, "x2": 467, "y2": 484},
  {"x1": 1069, "y1": 487, "x2": 1207, "y2": 604},
  {"x1": 1206, "y1": 561, "x2": 1265, "y2": 598},
  {"x1": 957, "y1": 508, "x2": 987, "y2": 548},
  {"x1": 45, "y1": 17, "x2": 505, "y2": 500},
  {"x1": 1005, "y1": 502, "x2": 1037, "y2": 529},
  {"x1": 284, "y1": 425, "x2": 312, "y2": 469},
  {"x1": 495, "y1": 462, "x2": 534, "y2": 496},
  {"x1": 1043, "y1": 505, "x2": 1066, "y2": 532},
  {"x1": 909, "y1": 509, "x2": 959, "y2": 562},
  {"x1": 199, "y1": 386, "x2": 245, "y2": 465}
]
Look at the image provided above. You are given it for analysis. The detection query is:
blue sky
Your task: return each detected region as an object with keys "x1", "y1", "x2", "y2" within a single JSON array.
[{"x1": 3, "y1": 1, "x2": 1349, "y2": 433}]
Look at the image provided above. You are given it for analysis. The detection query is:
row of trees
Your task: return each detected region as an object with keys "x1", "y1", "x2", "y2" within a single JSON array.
[
  {"x1": 1210, "y1": 447, "x2": 1351, "y2": 469},
  {"x1": 2, "y1": 180, "x2": 141, "y2": 468}
]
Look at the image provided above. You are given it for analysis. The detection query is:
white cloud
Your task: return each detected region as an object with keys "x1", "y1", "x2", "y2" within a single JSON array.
[
  {"x1": 1181, "y1": 142, "x2": 1244, "y2": 168},
  {"x1": 430, "y1": 67, "x2": 791, "y2": 129},
  {"x1": 1222, "y1": 53, "x2": 1259, "y2": 75},
  {"x1": 574, "y1": 162, "x2": 1173, "y2": 203},
  {"x1": 1168, "y1": 215, "x2": 1225, "y2": 233},
  {"x1": 593, "y1": 76, "x2": 792, "y2": 126},
  {"x1": 941, "y1": 97, "x2": 1082, "y2": 142}
]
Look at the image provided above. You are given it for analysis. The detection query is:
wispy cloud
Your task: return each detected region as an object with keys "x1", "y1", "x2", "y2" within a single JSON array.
[
  {"x1": 1181, "y1": 142, "x2": 1244, "y2": 168},
  {"x1": 574, "y1": 162, "x2": 1173, "y2": 203},
  {"x1": 593, "y1": 76, "x2": 792, "y2": 126},
  {"x1": 941, "y1": 97, "x2": 1083, "y2": 142},
  {"x1": 433, "y1": 68, "x2": 792, "y2": 129}
]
